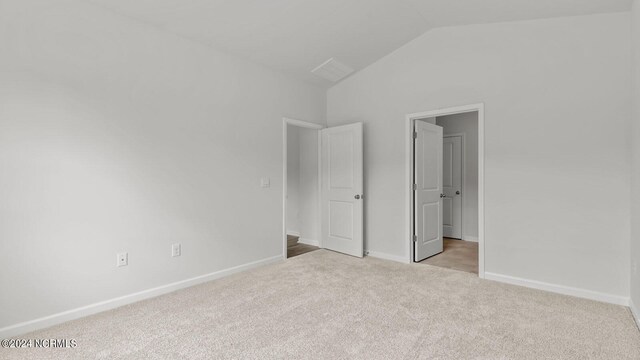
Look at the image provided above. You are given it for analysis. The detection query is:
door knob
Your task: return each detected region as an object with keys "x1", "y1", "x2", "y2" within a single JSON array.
[
  {"x1": 440, "y1": 194, "x2": 445, "y2": 198},
  {"x1": 354, "y1": 195, "x2": 361, "y2": 200},
  {"x1": 456, "y1": 191, "x2": 460, "y2": 195}
]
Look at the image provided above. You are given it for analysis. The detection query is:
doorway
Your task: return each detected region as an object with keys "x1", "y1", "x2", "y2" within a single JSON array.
[
  {"x1": 283, "y1": 118, "x2": 322, "y2": 259},
  {"x1": 405, "y1": 104, "x2": 485, "y2": 277},
  {"x1": 282, "y1": 118, "x2": 365, "y2": 259}
]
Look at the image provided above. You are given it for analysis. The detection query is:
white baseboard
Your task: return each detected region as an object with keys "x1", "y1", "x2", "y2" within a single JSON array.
[
  {"x1": 365, "y1": 250, "x2": 408, "y2": 264},
  {"x1": 0, "y1": 255, "x2": 283, "y2": 338},
  {"x1": 631, "y1": 298, "x2": 640, "y2": 330},
  {"x1": 463, "y1": 235, "x2": 478, "y2": 242},
  {"x1": 286, "y1": 230, "x2": 301, "y2": 237},
  {"x1": 298, "y1": 238, "x2": 319, "y2": 247},
  {"x1": 484, "y1": 272, "x2": 629, "y2": 306}
]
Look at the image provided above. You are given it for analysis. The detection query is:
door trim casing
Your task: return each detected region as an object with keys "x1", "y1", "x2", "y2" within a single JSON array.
[
  {"x1": 405, "y1": 104, "x2": 485, "y2": 278},
  {"x1": 282, "y1": 117, "x2": 324, "y2": 260}
]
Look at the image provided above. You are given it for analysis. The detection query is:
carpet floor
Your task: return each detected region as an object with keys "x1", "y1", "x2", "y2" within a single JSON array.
[{"x1": 3, "y1": 249, "x2": 640, "y2": 359}]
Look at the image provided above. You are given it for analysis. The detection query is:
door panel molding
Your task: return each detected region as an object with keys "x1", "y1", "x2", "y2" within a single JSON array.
[
  {"x1": 414, "y1": 120, "x2": 443, "y2": 262},
  {"x1": 321, "y1": 122, "x2": 364, "y2": 257}
]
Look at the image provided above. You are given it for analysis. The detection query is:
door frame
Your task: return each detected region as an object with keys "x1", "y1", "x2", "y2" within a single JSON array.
[
  {"x1": 282, "y1": 117, "x2": 324, "y2": 260},
  {"x1": 405, "y1": 104, "x2": 485, "y2": 278},
  {"x1": 443, "y1": 133, "x2": 465, "y2": 240}
]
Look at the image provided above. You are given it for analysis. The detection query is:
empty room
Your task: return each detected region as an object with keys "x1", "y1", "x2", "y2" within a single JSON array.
[{"x1": 1, "y1": 0, "x2": 640, "y2": 359}]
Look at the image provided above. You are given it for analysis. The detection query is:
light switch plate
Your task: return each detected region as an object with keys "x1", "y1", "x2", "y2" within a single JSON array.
[
  {"x1": 171, "y1": 243, "x2": 181, "y2": 257},
  {"x1": 260, "y1": 177, "x2": 270, "y2": 188}
]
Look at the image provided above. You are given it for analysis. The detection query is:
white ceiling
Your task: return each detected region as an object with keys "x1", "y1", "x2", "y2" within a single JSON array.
[{"x1": 88, "y1": 0, "x2": 632, "y2": 87}]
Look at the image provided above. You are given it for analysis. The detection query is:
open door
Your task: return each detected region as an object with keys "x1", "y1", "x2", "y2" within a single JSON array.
[
  {"x1": 414, "y1": 120, "x2": 443, "y2": 262},
  {"x1": 321, "y1": 123, "x2": 363, "y2": 257}
]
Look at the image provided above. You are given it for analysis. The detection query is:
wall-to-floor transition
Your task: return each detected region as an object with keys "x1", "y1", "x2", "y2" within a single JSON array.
[
  {"x1": 328, "y1": 13, "x2": 632, "y2": 303},
  {"x1": 631, "y1": 0, "x2": 640, "y2": 325},
  {"x1": 0, "y1": 1, "x2": 326, "y2": 336}
]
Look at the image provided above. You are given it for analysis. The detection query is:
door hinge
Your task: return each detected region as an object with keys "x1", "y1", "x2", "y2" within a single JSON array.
[
  {"x1": 413, "y1": 131, "x2": 417, "y2": 139},
  {"x1": 412, "y1": 184, "x2": 417, "y2": 191},
  {"x1": 413, "y1": 235, "x2": 418, "y2": 242}
]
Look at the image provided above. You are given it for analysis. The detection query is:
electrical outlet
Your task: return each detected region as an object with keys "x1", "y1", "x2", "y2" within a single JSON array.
[
  {"x1": 117, "y1": 252, "x2": 128, "y2": 267},
  {"x1": 171, "y1": 243, "x2": 181, "y2": 257}
]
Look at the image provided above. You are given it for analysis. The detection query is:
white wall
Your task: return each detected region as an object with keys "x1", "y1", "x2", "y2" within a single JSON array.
[
  {"x1": 436, "y1": 112, "x2": 479, "y2": 241},
  {"x1": 631, "y1": 0, "x2": 640, "y2": 315},
  {"x1": 328, "y1": 13, "x2": 631, "y2": 299},
  {"x1": 298, "y1": 128, "x2": 320, "y2": 244},
  {"x1": 286, "y1": 126, "x2": 319, "y2": 243},
  {"x1": 287, "y1": 126, "x2": 301, "y2": 234},
  {"x1": 0, "y1": 0, "x2": 325, "y2": 330}
]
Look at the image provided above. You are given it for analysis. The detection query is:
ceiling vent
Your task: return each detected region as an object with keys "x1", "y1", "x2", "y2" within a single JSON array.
[{"x1": 311, "y1": 58, "x2": 354, "y2": 82}]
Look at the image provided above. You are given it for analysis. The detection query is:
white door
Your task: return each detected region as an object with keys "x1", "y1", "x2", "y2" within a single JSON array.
[
  {"x1": 414, "y1": 120, "x2": 443, "y2": 262},
  {"x1": 442, "y1": 136, "x2": 462, "y2": 239},
  {"x1": 321, "y1": 123, "x2": 363, "y2": 257}
]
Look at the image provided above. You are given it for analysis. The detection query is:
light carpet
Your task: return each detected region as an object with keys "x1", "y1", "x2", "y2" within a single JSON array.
[{"x1": 3, "y1": 249, "x2": 640, "y2": 359}]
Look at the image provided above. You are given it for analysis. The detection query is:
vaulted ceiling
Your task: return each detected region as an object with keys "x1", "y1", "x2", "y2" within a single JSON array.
[{"x1": 84, "y1": 0, "x2": 632, "y2": 86}]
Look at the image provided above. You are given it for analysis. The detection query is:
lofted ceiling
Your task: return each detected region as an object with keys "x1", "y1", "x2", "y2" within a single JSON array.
[{"x1": 82, "y1": 0, "x2": 631, "y2": 86}]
